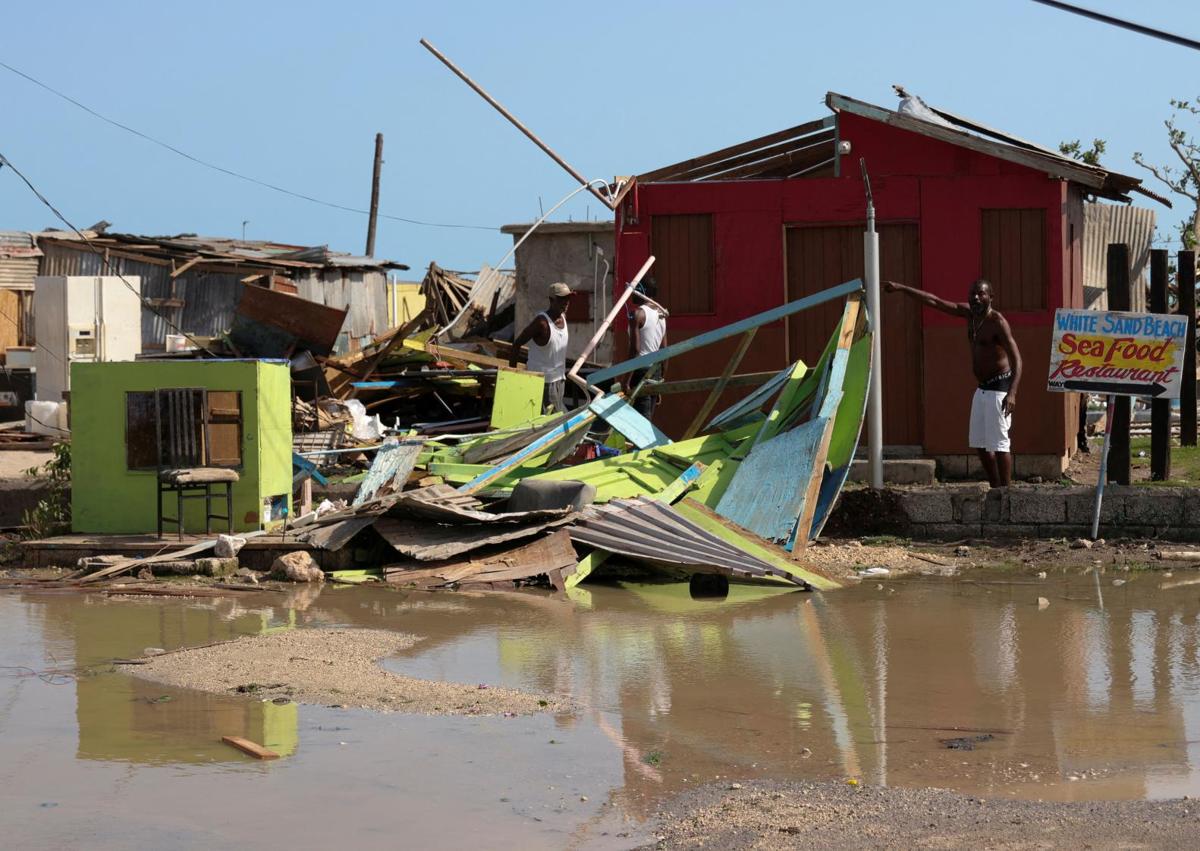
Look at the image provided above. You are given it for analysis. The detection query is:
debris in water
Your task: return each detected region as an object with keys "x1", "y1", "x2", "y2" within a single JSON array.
[
  {"x1": 1037, "y1": 597, "x2": 1050, "y2": 609},
  {"x1": 940, "y1": 734, "x2": 995, "y2": 751},
  {"x1": 221, "y1": 735, "x2": 280, "y2": 760}
]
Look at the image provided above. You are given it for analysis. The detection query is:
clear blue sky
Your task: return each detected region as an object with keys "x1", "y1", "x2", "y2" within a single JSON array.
[{"x1": 1, "y1": 1, "x2": 1196, "y2": 273}]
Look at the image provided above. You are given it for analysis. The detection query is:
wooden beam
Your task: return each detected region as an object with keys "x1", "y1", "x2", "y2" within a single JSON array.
[
  {"x1": 1180, "y1": 251, "x2": 1197, "y2": 446},
  {"x1": 587, "y1": 279, "x2": 862, "y2": 386},
  {"x1": 653, "y1": 371, "x2": 779, "y2": 396},
  {"x1": 457, "y1": 408, "x2": 596, "y2": 494},
  {"x1": 682, "y1": 329, "x2": 756, "y2": 439},
  {"x1": 221, "y1": 736, "x2": 280, "y2": 760},
  {"x1": 170, "y1": 255, "x2": 204, "y2": 278},
  {"x1": 793, "y1": 294, "x2": 863, "y2": 549},
  {"x1": 697, "y1": 133, "x2": 835, "y2": 182},
  {"x1": 349, "y1": 310, "x2": 430, "y2": 399},
  {"x1": 637, "y1": 116, "x2": 834, "y2": 183}
]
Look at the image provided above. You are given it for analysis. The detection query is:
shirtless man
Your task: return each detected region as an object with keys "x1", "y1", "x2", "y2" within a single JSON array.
[{"x1": 884, "y1": 278, "x2": 1023, "y2": 487}]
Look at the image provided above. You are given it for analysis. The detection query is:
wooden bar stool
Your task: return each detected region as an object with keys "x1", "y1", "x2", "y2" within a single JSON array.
[{"x1": 154, "y1": 388, "x2": 240, "y2": 540}]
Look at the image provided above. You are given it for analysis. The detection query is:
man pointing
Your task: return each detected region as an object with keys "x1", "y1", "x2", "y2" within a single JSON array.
[{"x1": 885, "y1": 278, "x2": 1022, "y2": 487}]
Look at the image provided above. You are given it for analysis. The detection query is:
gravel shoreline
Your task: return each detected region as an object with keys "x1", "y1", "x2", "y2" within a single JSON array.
[
  {"x1": 133, "y1": 627, "x2": 567, "y2": 716},
  {"x1": 649, "y1": 779, "x2": 1200, "y2": 849}
]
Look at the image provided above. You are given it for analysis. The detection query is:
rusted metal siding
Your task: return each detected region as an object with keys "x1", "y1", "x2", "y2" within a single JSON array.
[
  {"x1": 1082, "y1": 202, "x2": 1156, "y2": 311},
  {"x1": 296, "y1": 269, "x2": 388, "y2": 348},
  {"x1": 41, "y1": 242, "x2": 386, "y2": 351},
  {"x1": 0, "y1": 232, "x2": 41, "y2": 291}
]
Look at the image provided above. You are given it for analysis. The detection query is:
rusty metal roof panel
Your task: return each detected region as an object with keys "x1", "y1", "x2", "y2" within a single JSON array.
[
  {"x1": 1082, "y1": 202, "x2": 1157, "y2": 311},
  {"x1": 569, "y1": 497, "x2": 807, "y2": 586}
]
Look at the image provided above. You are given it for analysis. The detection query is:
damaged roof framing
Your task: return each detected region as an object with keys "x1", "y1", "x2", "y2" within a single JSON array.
[{"x1": 636, "y1": 90, "x2": 1168, "y2": 207}]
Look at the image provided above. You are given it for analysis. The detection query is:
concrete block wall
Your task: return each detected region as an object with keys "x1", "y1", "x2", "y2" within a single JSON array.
[{"x1": 828, "y1": 483, "x2": 1200, "y2": 541}]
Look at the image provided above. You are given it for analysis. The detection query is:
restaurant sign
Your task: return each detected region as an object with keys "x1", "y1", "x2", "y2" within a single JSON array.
[{"x1": 1047, "y1": 308, "x2": 1187, "y2": 399}]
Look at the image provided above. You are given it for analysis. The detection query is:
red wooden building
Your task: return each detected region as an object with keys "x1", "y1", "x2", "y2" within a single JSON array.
[{"x1": 613, "y1": 92, "x2": 1165, "y2": 478}]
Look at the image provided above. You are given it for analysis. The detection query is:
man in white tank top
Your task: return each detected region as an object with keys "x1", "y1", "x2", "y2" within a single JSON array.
[
  {"x1": 510, "y1": 281, "x2": 573, "y2": 413},
  {"x1": 627, "y1": 284, "x2": 667, "y2": 421}
]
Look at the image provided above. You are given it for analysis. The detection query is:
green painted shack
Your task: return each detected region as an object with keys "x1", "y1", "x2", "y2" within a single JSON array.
[{"x1": 71, "y1": 360, "x2": 293, "y2": 534}]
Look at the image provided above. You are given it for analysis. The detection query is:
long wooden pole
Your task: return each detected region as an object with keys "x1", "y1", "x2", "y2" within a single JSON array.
[
  {"x1": 681, "y1": 329, "x2": 756, "y2": 439},
  {"x1": 366, "y1": 133, "x2": 383, "y2": 257},
  {"x1": 1180, "y1": 250, "x2": 1197, "y2": 446},
  {"x1": 1150, "y1": 249, "x2": 1170, "y2": 480},
  {"x1": 565, "y1": 256, "x2": 655, "y2": 394},
  {"x1": 1106, "y1": 243, "x2": 1131, "y2": 485},
  {"x1": 419, "y1": 38, "x2": 614, "y2": 210}
]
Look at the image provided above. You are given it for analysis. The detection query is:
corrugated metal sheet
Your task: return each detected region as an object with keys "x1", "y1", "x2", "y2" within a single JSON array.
[
  {"x1": 1082, "y1": 202, "x2": 1156, "y2": 311},
  {"x1": 0, "y1": 231, "x2": 41, "y2": 291},
  {"x1": 296, "y1": 269, "x2": 387, "y2": 349},
  {"x1": 570, "y1": 497, "x2": 807, "y2": 585}
]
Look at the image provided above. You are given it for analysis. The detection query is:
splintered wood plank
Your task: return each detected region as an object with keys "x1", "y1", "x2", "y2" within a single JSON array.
[
  {"x1": 385, "y1": 530, "x2": 577, "y2": 589},
  {"x1": 221, "y1": 736, "x2": 280, "y2": 760},
  {"x1": 682, "y1": 329, "x2": 757, "y2": 439}
]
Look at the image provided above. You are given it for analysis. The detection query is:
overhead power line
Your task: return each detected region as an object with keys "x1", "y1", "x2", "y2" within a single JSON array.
[
  {"x1": 0, "y1": 58, "x2": 498, "y2": 232},
  {"x1": 0, "y1": 151, "x2": 220, "y2": 358},
  {"x1": 1031, "y1": 1, "x2": 1200, "y2": 52}
]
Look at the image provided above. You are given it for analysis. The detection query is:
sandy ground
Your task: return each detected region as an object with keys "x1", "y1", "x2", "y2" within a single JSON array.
[
  {"x1": 805, "y1": 534, "x2": 1197, "y2": 581},
  {"x1": 0, "y1": 449, "x2": 51, "y2": 480},
  {"x1": 649, "y1": 779, "x2": 1200, "y2": 849},
  {"x1": 134, "y1": 627, "x2": 568, "y2": 716}
]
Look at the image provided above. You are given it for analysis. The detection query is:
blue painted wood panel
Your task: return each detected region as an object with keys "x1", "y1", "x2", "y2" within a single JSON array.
[{"x1": 714, "y1": 418, "x2": 825, "y2": 543}]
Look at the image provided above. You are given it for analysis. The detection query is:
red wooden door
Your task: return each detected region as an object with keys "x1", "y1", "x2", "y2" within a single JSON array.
[{"x1": 785, "y1": 223, "x2": 924, "y2": 446}]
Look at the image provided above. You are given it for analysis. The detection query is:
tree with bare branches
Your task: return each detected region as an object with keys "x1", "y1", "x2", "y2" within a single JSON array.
[{"x1": 1134, "y1": 98, "x2": 1200, "y2": 251}]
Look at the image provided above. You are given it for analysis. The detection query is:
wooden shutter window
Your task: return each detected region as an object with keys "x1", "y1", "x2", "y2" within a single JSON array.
[
  {"x1": 980, "y1": 208, "x2": 1046, "y2": 311},
  {"x1": 650, "y1": 214, "x2": 714, "y2": 314}
]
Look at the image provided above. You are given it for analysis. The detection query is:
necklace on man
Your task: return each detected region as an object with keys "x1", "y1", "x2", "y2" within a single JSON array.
[{"x1": 971, "y1": 312, "x2": 986, "y2": 340}]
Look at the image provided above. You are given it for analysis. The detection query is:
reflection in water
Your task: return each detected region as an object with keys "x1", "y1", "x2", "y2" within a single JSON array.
[
  {"x1": 7, "y1": 569, "x2": 1200, "y2": 818},
  {"x1": 35, "y1": 593, "x2": 301, "y2": 764}
]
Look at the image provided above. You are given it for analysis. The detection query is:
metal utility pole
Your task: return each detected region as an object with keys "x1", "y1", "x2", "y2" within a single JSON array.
[
  {"x1": 861, "y1": 159, "x2": 883, "y2": 489},
  {"x1": 365, "y1": 133, "x2": 384, "y2": 257}
]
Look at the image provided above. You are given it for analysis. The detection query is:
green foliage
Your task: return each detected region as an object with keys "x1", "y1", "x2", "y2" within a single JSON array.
[
  {"x1": 1059, "y1": 138, "x2": 1107, "y2": 166},
  {"x1": 1133, "y1": 97, "x2": 1200, "y2": 251},
  {"x1": 21, "y1": 442, "x2": 71, "y2": 540}
]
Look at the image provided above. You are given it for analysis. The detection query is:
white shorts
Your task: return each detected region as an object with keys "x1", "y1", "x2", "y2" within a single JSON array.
[{"x1": 969, "y1": 388, "x2": 1012, "y2": 453}]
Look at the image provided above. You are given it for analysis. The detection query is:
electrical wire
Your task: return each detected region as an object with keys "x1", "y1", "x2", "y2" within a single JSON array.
[
  {"x1": 0, "y1": 152, "x2": 219, "y2": 357},
  {"x1": 0, "y1": 58, "x2": 497, "y2": 232},
  {"x1": 1030, "y1": 1, "x2": 1200, "y2": 51}
]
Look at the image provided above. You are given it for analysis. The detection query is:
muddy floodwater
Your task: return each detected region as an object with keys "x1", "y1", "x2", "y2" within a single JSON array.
[{"x1": 4, "y1": 571, "x2": 1200, "y2": 848}]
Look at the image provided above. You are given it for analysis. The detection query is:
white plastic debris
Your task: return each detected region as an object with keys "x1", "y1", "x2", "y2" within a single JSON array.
[
  {"x1": 345, "y1": 399, "x2": 384, "y2": 441},
  {"x1": 858, "y1": 567, "x2": 891, "y2": 577},
  {"x1": 214, "y1": 534, "x2": 247, "y2": 558}
]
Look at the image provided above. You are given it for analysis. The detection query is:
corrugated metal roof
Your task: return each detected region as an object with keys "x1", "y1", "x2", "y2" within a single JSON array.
[
  {"x1": 1082, "y1": 202, "x2": 1156, "y2": 312},
  {"x1": 37, "y1": 231, "x2": 408, "y2": 271},
  {"x1": 570, "y1": 497, "x2": 808, "y2": 586},
  {"x1": 0, "y1": 232, "x2": 41, "y2": 291}
]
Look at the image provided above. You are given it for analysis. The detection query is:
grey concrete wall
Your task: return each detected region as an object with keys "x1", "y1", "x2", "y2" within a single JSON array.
[
  {"x1": 828, "y1": 483, "x2": 1200, "y2": 542},
  {"x1": 502, "y1": 222, "x2": 616, "y2": 365}
]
